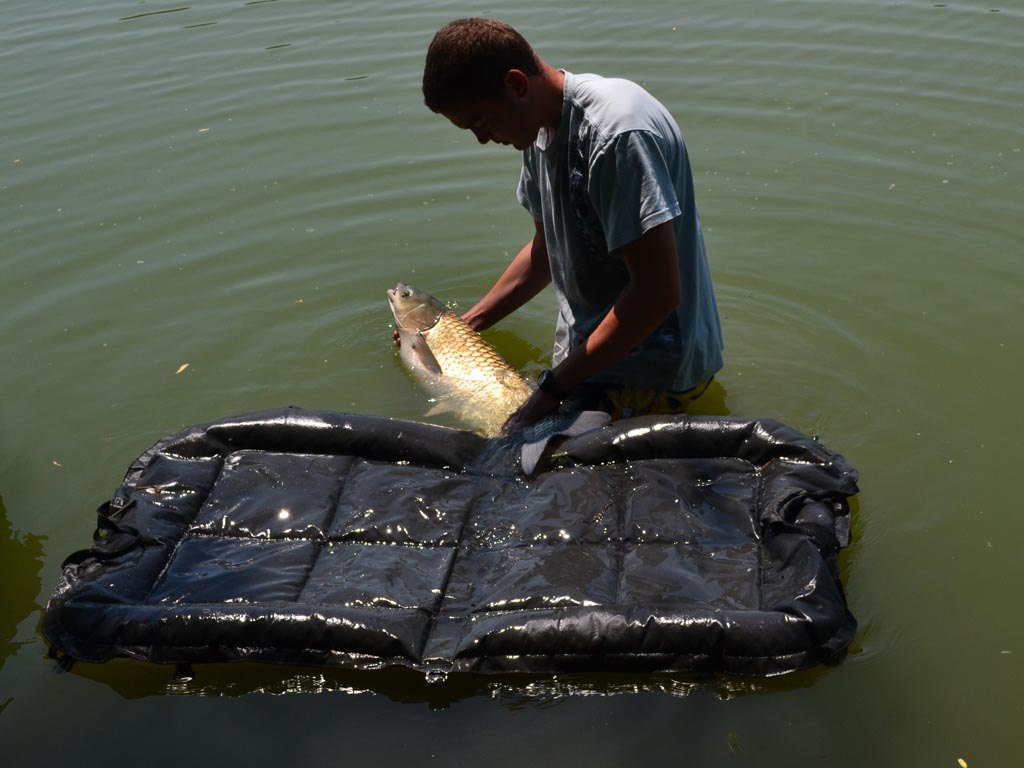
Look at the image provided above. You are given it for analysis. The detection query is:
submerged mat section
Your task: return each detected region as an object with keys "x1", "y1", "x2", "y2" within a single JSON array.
[{"x1": 44, "y1": 407, "x2": 859, "y2": 677}]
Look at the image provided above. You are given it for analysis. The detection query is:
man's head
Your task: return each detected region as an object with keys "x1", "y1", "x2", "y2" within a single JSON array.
[
  {"x1": 423, "y1": 18, "x2": 545, "y2": 150},
  {"x1": 423, "y1": 18, "x2": 539, "y2": 112}
]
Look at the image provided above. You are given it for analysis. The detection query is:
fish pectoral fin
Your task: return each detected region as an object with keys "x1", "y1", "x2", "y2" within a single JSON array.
[
  {"x1": 401, "y1": 330, "x2": 443, "y2": 375},
  {"x1": 424, "y1": 400, "x2": 455, "y2": 417}
]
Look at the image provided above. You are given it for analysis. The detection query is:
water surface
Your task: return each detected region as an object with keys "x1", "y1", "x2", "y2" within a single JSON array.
[{"x1": 2, "y1": 0, "x2": 1022, "y2": 764}]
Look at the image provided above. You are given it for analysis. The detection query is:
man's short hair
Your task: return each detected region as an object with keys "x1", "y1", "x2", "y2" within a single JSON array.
[{"x1": 423, "y1": 18, "x2": 540, "y2": 113}]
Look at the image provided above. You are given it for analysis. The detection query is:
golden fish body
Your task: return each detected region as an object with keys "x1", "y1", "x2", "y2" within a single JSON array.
[{"x1": 388, "y1": 282, "x2": 533, "y2": 436}]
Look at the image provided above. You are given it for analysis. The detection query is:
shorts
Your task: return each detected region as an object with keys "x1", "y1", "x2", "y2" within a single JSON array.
[{"x1": 568, "y1": 378, "x2": 715, "y2": 421}]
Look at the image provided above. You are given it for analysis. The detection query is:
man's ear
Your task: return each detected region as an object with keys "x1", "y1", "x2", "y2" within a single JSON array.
[{"x1": 503, "y1": 69, "x2": 530, "y2": 100}]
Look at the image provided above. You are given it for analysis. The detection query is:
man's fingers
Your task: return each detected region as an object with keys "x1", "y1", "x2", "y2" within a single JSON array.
[
  {"x1": 501, "y1": 413, "x2": 520, "y2": 435},
  {"x1": 502, "y1": 406, "x2": 527, "y2": 435}
]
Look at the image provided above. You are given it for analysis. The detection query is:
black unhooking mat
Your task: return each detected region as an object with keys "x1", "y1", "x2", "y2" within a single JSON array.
[{"x1": 44, "y1": 407, "x2": 859, "y2": 677}]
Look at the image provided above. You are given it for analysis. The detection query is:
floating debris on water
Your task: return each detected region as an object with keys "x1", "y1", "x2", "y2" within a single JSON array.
[
  {"x1": 119, "y1": 7, "x2": 191, "y2": 22},
  {"x1": 175, "y1": 363, "x2": 190, "y2": 375},
  {"x1": 727, "y1": 732, "x2": 745, "y2": 755}
]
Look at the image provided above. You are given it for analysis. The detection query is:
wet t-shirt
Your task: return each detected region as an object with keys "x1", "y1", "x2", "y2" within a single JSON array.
[{"x1": 517, "y1": 71, "x2": 723, "y2": 391}]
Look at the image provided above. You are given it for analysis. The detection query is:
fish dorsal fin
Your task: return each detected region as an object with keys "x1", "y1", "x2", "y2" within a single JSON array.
[{"x1": 399, "y1": 331, "x2": 444, "y2": 376}]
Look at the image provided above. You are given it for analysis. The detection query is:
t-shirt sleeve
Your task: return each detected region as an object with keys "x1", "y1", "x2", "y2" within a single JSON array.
[
  {"x1": 587, "y1": 130, "x2": 682, "y2": 253},
  {"x1": 516, "y1": 159, "x2": 543, "y2": 221}
]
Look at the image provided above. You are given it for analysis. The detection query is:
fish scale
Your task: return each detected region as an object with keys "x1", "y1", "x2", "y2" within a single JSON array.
[
  {"x1": 425, "y1": 315, "x2": 514, "y2": 375},
  {"x1": 388, "y1": 283, "x2": 534, "y2": 436}
]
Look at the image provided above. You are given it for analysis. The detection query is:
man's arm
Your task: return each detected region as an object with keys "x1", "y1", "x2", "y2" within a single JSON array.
[
  {"x1": 461, "y1": 220, "x2": 551, "y2": 332},
  {"x1": 503, "y1": 219, "x2": 681, "y2": 430},
  {"x1": 553, "y1": 219, "x2": 680, "y2": 388}
]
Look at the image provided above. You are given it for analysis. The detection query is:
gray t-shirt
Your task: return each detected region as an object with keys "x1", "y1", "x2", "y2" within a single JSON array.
[{"x1": 517, "y1": 71, "x2": 723, "y2": 391}]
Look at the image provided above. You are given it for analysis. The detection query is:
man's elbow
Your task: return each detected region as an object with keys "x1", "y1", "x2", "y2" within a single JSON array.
[{"x1": 657, "y1": 280, "x2": 681, "y2": 321}]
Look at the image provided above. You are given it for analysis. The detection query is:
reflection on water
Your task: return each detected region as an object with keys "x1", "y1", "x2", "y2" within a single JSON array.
[
  {"x1": 0, "y1": 494, "x2": 45, "y2": 674},
  {"x1": 68, "y1": 656, "x2": 831, "y2": 708},
  {"x1": 684, "y1": 379, "x2": 730, "y2": 418}
]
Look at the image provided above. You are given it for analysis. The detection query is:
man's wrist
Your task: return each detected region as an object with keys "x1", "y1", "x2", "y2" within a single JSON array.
[{"x1": 537, "y1": 368, "x2": 572, "y2": 400}]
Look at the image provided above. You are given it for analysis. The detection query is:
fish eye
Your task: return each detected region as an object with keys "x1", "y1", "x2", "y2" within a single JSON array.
[{"x1": 401, "y1": 290, "x2": 411, "y2": 298}]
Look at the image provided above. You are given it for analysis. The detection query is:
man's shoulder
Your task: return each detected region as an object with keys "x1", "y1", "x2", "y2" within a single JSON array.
[
  {"x1": 574, "y1": 72, "x2": 646, "y2": 99},
  {"x1": 571, "y1": 73, "x2": 676, "y2": 141}
]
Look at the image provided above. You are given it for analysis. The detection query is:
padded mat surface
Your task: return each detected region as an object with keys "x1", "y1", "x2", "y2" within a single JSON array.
[{"x1": 45, "y1": 407, "x2": 859, "y2": 677}]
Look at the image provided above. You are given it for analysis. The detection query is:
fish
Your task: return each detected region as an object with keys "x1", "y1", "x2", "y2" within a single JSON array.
[{"x1": 387, "y1": 282, "x2": 534, "y2": 436}]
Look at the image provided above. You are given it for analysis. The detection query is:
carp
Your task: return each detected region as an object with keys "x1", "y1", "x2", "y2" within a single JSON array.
[{"x1": 387, "y1": 282, "x2": 534, "y2": 436}]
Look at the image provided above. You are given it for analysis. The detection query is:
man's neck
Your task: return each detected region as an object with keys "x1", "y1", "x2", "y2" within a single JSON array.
[{"x1": 535, "y1": 62, "x2": 566, "y2": 136}]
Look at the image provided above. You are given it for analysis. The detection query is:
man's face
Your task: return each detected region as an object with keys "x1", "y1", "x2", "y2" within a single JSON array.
[{"x1": 443, "y1": 97, "x2": 538, "y2": 151}]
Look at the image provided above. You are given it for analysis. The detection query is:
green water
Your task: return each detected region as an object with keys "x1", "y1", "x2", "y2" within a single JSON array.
[{"x1": 2, "y1": 0, "x2": 1022, "y2": 764}]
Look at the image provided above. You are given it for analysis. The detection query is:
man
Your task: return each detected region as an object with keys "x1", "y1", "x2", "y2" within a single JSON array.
[{"x1": 421, "y1": 18, "x2": 724, "y2": 431}]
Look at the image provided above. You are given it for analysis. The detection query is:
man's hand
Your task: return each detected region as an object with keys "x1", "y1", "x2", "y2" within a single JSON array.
[{"x1": 502, "y1": 389, "x2": 561, "y2": 433}]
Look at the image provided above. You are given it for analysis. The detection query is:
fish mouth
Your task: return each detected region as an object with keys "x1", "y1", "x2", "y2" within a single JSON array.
[
  {"x1": 386, "y1": 282, "x2": 408, "y2": 322},
  {"x1": 386, "y1": 281, "x2": 413, "y2": 304},
  {"x1": 387, "y1": 281, "x2": 439, "y2": 332}
]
